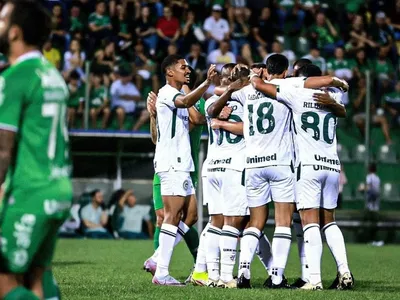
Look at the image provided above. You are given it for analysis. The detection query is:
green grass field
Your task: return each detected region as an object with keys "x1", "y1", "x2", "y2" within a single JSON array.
[{"x1": 54, "y1": 239, "x2": 400, "y2": 300}]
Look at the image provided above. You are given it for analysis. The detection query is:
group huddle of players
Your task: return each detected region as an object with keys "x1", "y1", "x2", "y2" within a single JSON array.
[{"x1": 142, "y1": 53, "x2": 355, "y2": 291}]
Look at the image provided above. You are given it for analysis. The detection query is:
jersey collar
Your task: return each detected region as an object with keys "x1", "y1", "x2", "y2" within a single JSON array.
[{"x1": 15, "y1": 50, "x2": 42, "y2": 64}]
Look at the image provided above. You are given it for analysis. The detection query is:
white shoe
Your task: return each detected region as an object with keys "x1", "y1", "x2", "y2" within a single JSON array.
[
  {"x1": 217, "y1": 279, "x2": 237, "y2": 288},
  {"x1": 300, "y1": 282, "x2": 323, "y2": 290},
  {"x1": 206, "y1": 278, "x2": 219, "y2": 288},
  {"x1": 152, "y1": 275, "x2": 185, "y2": 286},
  {"x1": 339, "y1": 272, "x2": 354, "y2": 290}
]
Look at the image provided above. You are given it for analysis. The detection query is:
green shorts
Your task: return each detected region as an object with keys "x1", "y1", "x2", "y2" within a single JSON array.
[
  {"x1": 152, "y1": 172, "x2": 198, "y2": 211},
  {"x1": 0, "y1": 181, "x2": 72, "y2": 273}
]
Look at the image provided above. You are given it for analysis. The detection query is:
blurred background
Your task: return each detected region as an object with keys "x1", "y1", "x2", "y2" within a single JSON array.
[{"x1": 24, "y1": 0, "x2": 400, "y2": 243}]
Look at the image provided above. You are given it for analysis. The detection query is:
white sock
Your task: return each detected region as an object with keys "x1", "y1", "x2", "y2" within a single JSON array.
[
  {"x1": 323, "y1": 222, "x2": 350, "y2": 275},
  {"x1": 220, "y1": 225, "x2": 240, "y2": 282},
  {"x1": 238, "y1": 227, "x2": 261, "y2": 279},
  {"x1": 174, "y1": 221, "x2": 190, "y2": 246},
  {"x1": 194, "y1": 223, "x2": 210, "y2": 273},
  {"x1": 271, "y1": 226, "x2": 292, "y2": 285},
  {"x1": 206, "y1": 224, "x2": 222, "y2": 281},
  {"x1": 256, "y1": 233, "x2": 272, "y2": 275},
  {"x1": 155, "y1": 223, "x2": 178, "y2": 278},
  {"x1": 293, "y1": 212, "x2": 308, "y2": 281},
  {"x1": 303, "y1": 223, "x2": 322, "y2": 285}
]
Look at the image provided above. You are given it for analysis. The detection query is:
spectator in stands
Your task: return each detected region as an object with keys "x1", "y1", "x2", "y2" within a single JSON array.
[
  {"x1": 384, "y1": 81, "x2": 400, "y2": 127},
  {"x1": 327, "y1": 47, "x2": 355, "y2": 83},
  {"x1": 181, "y1": 10, "x2": 206, "y2": 54},
  {"x1": 136, "y1": 6, "x2": 158, "y2": 56},
  {"x1": 114, "y1": 190, "x2": 153, "y2": 239},
  {"x1": 89, "y1": 72, "x2": 111, "y2": 129},
  {"x1": 59, "y1": 203, "x2": 81, "y2": 237},
  {"x1": 374, "y1": 47, "x2": 396, "y2": 105},
  {"x1": 156, "y1": 6, "x2": 180, "y2": 50},
  {"x1": 115, "y1": 8, "x2": 133, "y2": 48},
  {"x1": 67, "y1": 70, "x2": 84, "y2": 129},
  {"x1": 110, "y1": 65, "x2": 149, "y2": 130},
  {"x1": 370, "y1": 12, "x2": 395, "y2": 56},
  {"x1": 167, "y1": 43, "x2": 178, "y2": 56},
  {"x1": 364, "y1": 163, "x2": 381, "y2": 212},
  {"x1": 229, "y1": 8, "x2": 250, "y2": 56},
  {"x1": 88, "y1": 0, "x2": 113, "y2": 49},
  {"x1": 259, "y1": 40, "x2": 296, "y2": 69},
  {"x1": 69, "y1": 4, "x2": 85, "y2": 40},
  {"x1": 186, "y1": 43, "x2": 207, "y2": 76},
  {"x1": 81, "y1": 190, "x2": 113, "y2": 239},
  {"x1": 302, "y1": 47, "x2": 327, "y2": 74},
  {"x1": 43, "y1": 40, "x2": 61, "y2": 70},
  {"x1": 308, "y1": 12, "x2": 341, "y2": 55},
  {"x1": 133, "y1": 42, "x2": 159, "y2": 93},
  {"x1": 207, "y1": 40, "x2": 236, "y2": 72},
  {"x1": 352, "y1": 77, "x2": 393, "y2": 145},
  {"x1": 345, "y1": 15, "x2": 378, "y2": 55},
  {"x1": 63, "y1": 39, "x2": 86, "y2": 80},
  {"x1": 275, "y1": 0, "x2": 306, "y2": 34},
  {"x1": 203, "y1": 4, "x2": 230, "y2": 54},
  {"x1": 251, "y1": 7, "x2": 277, "y2": 52},
  {"x1": 51, "y1": 3, "x2": 69, "y2": 51},
  {"x1": 353, "y1": 49, "x2": 373, "y2": 80}
]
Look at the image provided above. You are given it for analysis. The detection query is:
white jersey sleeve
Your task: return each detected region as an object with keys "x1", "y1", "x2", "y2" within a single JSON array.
[
  {"x1": 158, "y1": 84, "x2": 182, "y2": 108},
  {"x1": 284, "y1": 76, "x2": 307, "y2": 88}
]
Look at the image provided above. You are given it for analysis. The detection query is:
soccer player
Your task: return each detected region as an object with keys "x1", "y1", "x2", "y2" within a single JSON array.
[
  {"x1": 250, "y1": 65, "x2": 353, "y2": 290},
  {"x1": 0, "y1": 1, "x2": 72, "y2": 299},
  {"x1": 151, "y1": 55, "x2": 217, "y2": 285},
  {"x1": 292, "y1": 58, "x2": 312, "y2": 77},
  {"x1": 205, "y1": 65, "x2": 249, "y2": 288},
  {"x1": 144, "y1": 67, "x2": 207, "y2": 284}
]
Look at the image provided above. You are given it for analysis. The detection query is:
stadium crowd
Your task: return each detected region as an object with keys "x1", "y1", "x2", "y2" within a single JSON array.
[{"x1": 39, "y1": 0, "x2": 400, "y2": 137}]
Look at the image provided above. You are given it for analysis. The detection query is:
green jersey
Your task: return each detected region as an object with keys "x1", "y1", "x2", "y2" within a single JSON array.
[
  {"x1": 0, "y1": 52, "x2": 71, "y2": 191},
  {"x1": 90, "y1": 85, "x2": 108, "y2": 108},
  {"x1": 327, "y1": 58, "x2": 355, "y2": 71},
  {"x1": 374, "y1": 59, "x2": 394, "y2": 76},
  {"x1": 68, "y1": 83, "x2": 84, "y2": 108},
  {"x1": 88, "y1": 13, "x2": 111, "y2": 28}
]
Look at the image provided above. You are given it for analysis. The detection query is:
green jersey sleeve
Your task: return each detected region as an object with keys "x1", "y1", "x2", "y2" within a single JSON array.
[{"x1": 0, "y1": 75, "x2": 23, "y2": 132}]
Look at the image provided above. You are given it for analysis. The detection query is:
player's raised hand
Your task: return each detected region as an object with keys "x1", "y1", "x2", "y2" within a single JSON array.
[
  {"x1": 332, "y1": 77, "x2": 349, "y2": 93},
  {"x1": 147, "y1": 91, "x2": 157, "y2": 117},
  {"x1": 207, "y1": 64, "x2": 218, "y2": 82},
  {"x1": 313, "y1": 90, "x2": 335, "y2": 106},
  {"x1": 228, "y1": 79, "x2": 246, "y2": 91},
  {"x1": 218, "y1": 106, "x2": 233, "y2": 120}
]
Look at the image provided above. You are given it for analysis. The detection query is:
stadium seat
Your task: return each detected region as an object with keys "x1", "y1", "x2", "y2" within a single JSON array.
[
  {"x1": 354, "y1": 183, "x2": 366, "y2": 201},
  {"x1": 377, "y1": 145, "x2": 397, "y2": 163},
  {"x1": 382, "y1": 183, "x2": 400, "y2": 202},
  {"x1": 342, "y1": 184, "x2": 353, "y2": 202},
  {"x1": 352, "y1": 144, "x2": 368, "y2": 162},
  {"x1": 337, "y1": 144, "x2": 351, "y2": 162}
]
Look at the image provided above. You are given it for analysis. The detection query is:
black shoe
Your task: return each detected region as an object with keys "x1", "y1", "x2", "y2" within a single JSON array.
[
  {"x1": 263, "y1": 276, "x2": 272, "y2": 288},
  {"x1": 237, "y1": 273, "x2": 252, "y2": 289},
  {"x1": 329, "y1": 272, "x2": 355, "y2": 290},
  {"x1": 292, "y1": 277, "x2": 307, "y2": 288},
  {"x1": 328, "y1": 274, "x2": 340, "y2": 290},
  {"x1": 264, "y1": 275, "x2": 295, "y2": 289}
]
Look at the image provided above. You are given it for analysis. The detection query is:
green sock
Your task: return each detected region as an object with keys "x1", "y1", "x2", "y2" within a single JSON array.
[
  {"x1": 4, "y1": 286, "x2": 40, "y2": 300},
  {"x1": 183, "y1": 227, "x2": 199, "y2": 262},
  {"x1": 43, "y1": 269, "x2": 61, "y2": 300},
  {"x1": 154, "y1": 226, "x2": 161, "y2": 250}
]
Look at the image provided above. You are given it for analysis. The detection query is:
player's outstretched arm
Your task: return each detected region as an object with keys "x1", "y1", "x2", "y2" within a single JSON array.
[
  {"x1": 211, "y1": 119, "x2": 243, "y2": 135},
  {"x1": 207, "y1": 79, "x2": 244, "y2": 118},
  {"x1": 174, "y1": 65, "x2": 218, "y2": 108},
  {"x1": 147, "y1": 91, "x2": 158, "y2": 145},
  {"x1": 313, "y1": 91, "x2": 347, "y2": 118},
  {"x1": 188, "y1": 106, "x2": 206, "y2": 126},
  {"x1": 304, "y1": 76, "x2": 349, "y2": 92},
  {"x1": 250, "y1": 76, "x2": 278, "y2": 99},
  {"x1": 0, "y1": 130, "x2": 16, "y2": 186}
]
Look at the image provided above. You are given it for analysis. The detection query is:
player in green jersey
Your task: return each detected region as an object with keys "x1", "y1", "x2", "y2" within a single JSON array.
[
  {"x1": 0, "y1": 1, "x2": 72, "y2": 299},
  {"x1": 144, "y1": 67, "x2": 207, "y2": 280}
]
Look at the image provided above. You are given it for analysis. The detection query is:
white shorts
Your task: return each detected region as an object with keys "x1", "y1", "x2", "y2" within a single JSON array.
[
  {"x1": 207, "y1": 168, "x2": 248, "y2": 216},
  {"x1": 246, "y1": 166, "x2": 295, "y2": 208},
  {"x1": 201, "y1": 162, "x2": 209, "y2": 206},
  {"x1": 296, "y1": 165, "x2": 340, "y2": 210},
  {"x1": 158, "y1": 170, "x2": 195, "y2": 197}
]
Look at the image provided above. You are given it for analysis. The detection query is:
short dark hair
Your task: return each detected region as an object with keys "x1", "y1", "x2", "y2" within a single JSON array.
[
  {"x1": 69, "y1": 70, "x2": 80, "y2": 80},
  {"x1": 186, "y1": 66, "x2": 198, "y2": 90},
  {"x1": 8, "y1": 0, "x2": 52, "y2": 49},
  {"x1": 221, "y1": 63, "x2": 236, "y2": 78},
  {"x1": 297, "y1": 64, "x2": 322, "y2": 77},
  {"x1": 251, "y1": 63, "x2": 266, "y2": 69},
  {"x1": 266, "y1": 54, "x2": 289, "y2": 75},
  {"x1": 293, "y1": 58, "x2": 312, "y2": 70},
  {"x1": 231, "y1": 66, "x2": 250, "y2": 81},
  {"x1": 90, "y1": 189, "x2": 101, "y2": 198},
  {"x1": 161, "y1": 54, "x2": 184, "y2": 74},
  {"x1": 369, "y1": 163, "x2": 377, "y2": 173}
]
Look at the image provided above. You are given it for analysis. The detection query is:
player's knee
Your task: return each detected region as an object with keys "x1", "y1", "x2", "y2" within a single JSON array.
[{"x1": 163, "y1": 211, "x2": 181, "y2": 225}]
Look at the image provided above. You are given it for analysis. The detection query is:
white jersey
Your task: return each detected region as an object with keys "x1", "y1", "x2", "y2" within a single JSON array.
[
  {"x1": 154, "y1": 84, "x2": 194, "y2": 173},
  {"x1": 276, "y1": 85, "x2": 343, "y2": 170},
  {"x1": 240, "y1": 80, "x2": 293, "y2": 168},
  {"x1": 204, "y1": 95, "x2": 219, "y2": 166},
  {"x1": 205, "y1": 93, "x2": 246, "y2": 171}
]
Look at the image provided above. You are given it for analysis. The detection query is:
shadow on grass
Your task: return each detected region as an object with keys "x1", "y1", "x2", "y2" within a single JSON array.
[
  {"x1": 353, "y1": 280, "x2": 400, "y2": 293},
  {"x1": 53, "y1": 261, "x2": 93, "y2": 267}
]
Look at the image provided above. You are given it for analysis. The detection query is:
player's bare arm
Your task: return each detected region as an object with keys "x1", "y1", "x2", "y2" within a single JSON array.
[
  {"x1": 304, "y1": 76, "x2": 349, "y2": 92},
  {"x1": 210, "y1": 119, "x2": 243, "y2": 135},
  {"x1": 250, "y1": 76, "x2": 279, "y2": 99},
  {"x1": 188, "y1": 106, "x2": 206, "y2": 126},
  {"x1": 0, "y1": 129, "x2": 15, "y2": 185},
  {"x1": 313, "y1": 91, "x2": 347, "y2": 118},
  {"x1": 174, "y1": 65, "x2": 217, "y2": 108},
  {"x1": 207, "y1": 79, "x2": 245, "y2": 118},
  {"x1": 147, "y1": 91, "x2": 158, "y2": 144},
  {"x1": 218, "y1": 106, "x2": 233, "y2": 120}
]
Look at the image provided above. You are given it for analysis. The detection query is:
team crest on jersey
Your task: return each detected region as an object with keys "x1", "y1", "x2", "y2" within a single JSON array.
[{"x1": 183, "y1": 180, "x2": 189, "y2": 190}]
